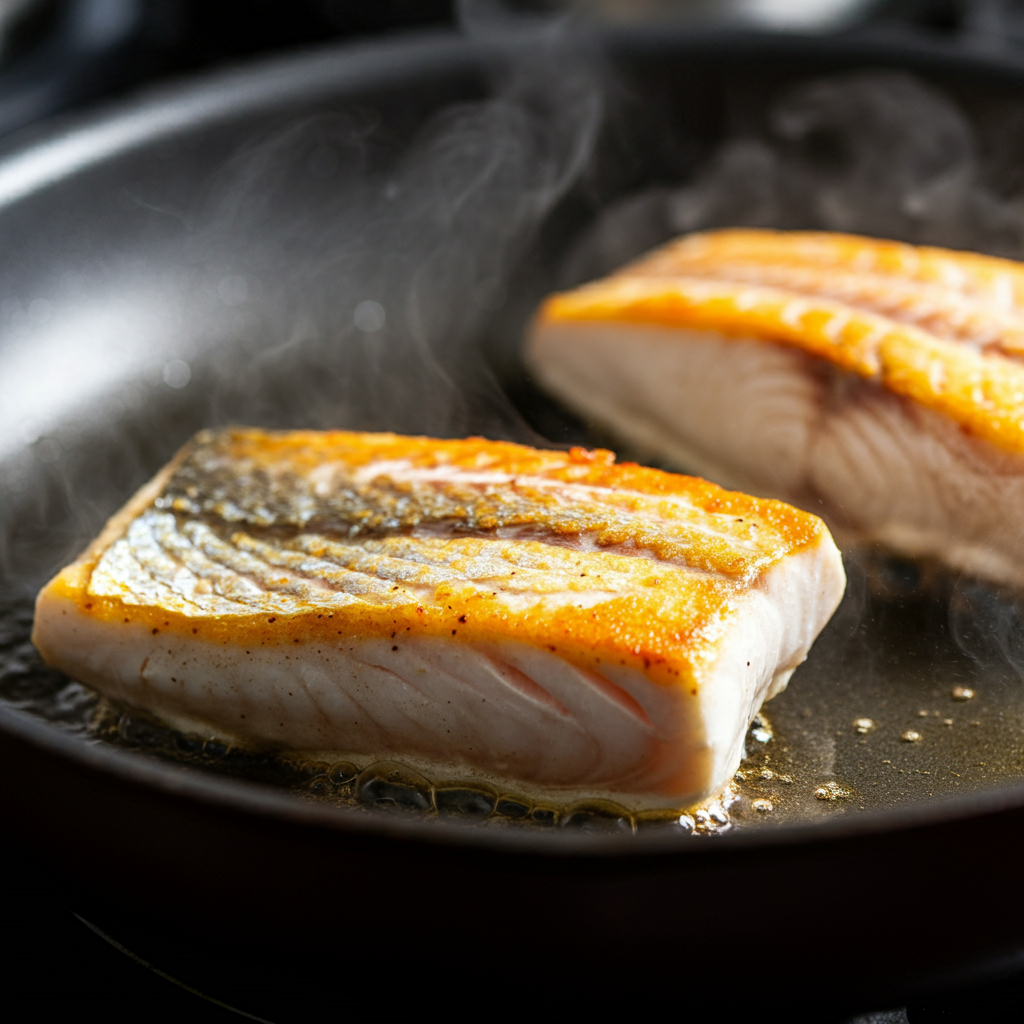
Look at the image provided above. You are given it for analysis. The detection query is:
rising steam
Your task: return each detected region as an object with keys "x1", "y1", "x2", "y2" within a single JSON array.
[
  {"x1": 192, "y1": 10, "x2": 604, "y2": 442},
  {"x1": 564, "y1": 69, "x2": 1024, "y2": 283},
  {"x1": 0, "y1": 14, "x2": 605, "y2": 586}
]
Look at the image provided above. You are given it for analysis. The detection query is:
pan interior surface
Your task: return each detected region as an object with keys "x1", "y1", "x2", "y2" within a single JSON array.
[{"x1": 3, "y1": 26, "x2": 1024, "y2": 850}]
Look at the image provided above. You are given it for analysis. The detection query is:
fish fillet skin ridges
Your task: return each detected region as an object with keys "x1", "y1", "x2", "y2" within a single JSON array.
[
  {"x1": 32, "y1": 428, "x2": 844, "y2": 809},
  {"x1": 529, "y1": 228, "x2": 1024, "y2": 588}
]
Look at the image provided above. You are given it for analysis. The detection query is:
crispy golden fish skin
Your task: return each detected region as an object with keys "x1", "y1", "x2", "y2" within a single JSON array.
[
  {"x1": 32, "y1": 428, "x2": 844, "y2": 809},
  {"x1": 529, "y1": 229, "x2": 1024, "y2": 588}
]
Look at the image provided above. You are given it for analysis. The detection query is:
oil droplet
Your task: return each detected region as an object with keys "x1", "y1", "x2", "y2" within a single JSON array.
[
  {"x1": 687, "y1": 787, "x2": 739, "y2": 834},
  {"x1": 435, "y1": 785, "x2": 496, "y2": 817},
  {"x1": 635, "y1": 808, "x2": 688, "y2": 832},
  {"x1": 752, "y1": 798, "x2": 773, "y2": 813},
  {"x1": 307, "y1": 774, "x2": 331, "y2": 796},
  {"x1": 760, "y1": 769, "x2": 774, "y2": 780},
  {"x1": 562, "y1": 800, "x2": 634, "y2": 833},
  {"x1": 917, "y1": 709, "x2": 929, "y2": 718},
  {"x1": 814, "y1": 781, "x2": 851, "y2": 801},
  {"x1": 355, "y1": 761, "x2": 432, "y2": 811},
  {"x1": 854, "y1": 717, "x2": 874, "y2": 734},
  {"x1": 952, "y1": 686, "x2": 975, "y2": 701},
  {"x1": 750, "y1": 712, "x2": 773, "y2": 743},
  {"x1": 943, "y1": 719, "x2": 954, "y2": 727},
  {"x1": 328, "y1": 761, "x2": 358, "y2": 786},
  {"x1": 901, "y1": 730, "x2": 922, "y2": 742},
  {"x1": 496, "y1": 797, "x2": 530, "y2": 819}
]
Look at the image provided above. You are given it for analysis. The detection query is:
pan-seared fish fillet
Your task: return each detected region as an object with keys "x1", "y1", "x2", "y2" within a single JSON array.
[
  {"x1": 528, "y1": 229, "x2": 1024, "y2": 588},
  {"x1": 32, "y1": 428, "x2": 844, "y2": 808}
]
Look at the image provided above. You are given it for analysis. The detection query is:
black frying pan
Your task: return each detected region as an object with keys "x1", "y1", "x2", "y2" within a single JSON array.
[{"x1": 4, "y1": 23, "x2": 1024, "y2": 1019}]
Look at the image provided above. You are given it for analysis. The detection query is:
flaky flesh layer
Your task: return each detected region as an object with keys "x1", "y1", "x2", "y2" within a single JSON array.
[{"x1": 32, "y1": 429, "x2": 845, "y2": 807}]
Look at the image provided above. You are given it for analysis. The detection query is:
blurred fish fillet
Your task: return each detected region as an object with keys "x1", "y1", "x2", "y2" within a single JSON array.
[
  {"x1": 528, "y1": 228, "x2": 1024, "y2": 588},
  {"x1": 32, "y1": 428, "x2": 843, "y2": 809}
]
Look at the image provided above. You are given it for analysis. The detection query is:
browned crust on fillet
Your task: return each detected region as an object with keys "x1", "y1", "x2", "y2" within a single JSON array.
[
  {"x1": 539, "y1": 229, "x2": 1024, "y2": 455},
  {"x1": 33, "y1": 429, "x2": 840, "y2": 694},
  {"x1": 43, "y1": 445, "x2": 192, "y2": 600}
]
